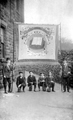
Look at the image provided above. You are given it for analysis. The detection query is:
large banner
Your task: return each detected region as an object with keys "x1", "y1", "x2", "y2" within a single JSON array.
[{"x1": 18, "y1": 24, "x2": 58, "y2": 60}]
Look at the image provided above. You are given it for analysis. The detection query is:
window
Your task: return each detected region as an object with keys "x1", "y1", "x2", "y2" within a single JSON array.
[
  {"x1": 16, "y1": 0, "x2": 19, "y2": 11},
  {"x1": 0, "y1": 27, "x2": 5, "y2": 58},
  {"x1": 0, "y1": 0, "x2": 7, "y2": 7}
]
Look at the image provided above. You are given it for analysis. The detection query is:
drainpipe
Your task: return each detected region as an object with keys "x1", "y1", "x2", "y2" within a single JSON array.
[{"x1": 13, "y1": 21, "x2": 14, "y2": 63}]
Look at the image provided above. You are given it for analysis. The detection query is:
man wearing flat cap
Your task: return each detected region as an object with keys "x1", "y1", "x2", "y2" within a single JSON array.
[{"x1": 3, "y1": 57, "x2": 14, "y2": 93}]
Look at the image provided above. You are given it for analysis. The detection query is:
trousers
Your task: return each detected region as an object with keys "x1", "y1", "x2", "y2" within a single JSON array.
[
  {"x1": 28, "y1": 82, "x2": 36, "y2": 91},
  {"x1": 38, "y1": 82, "x2": 47, "y2": 91},
  {"x1": 3, "y1": 77, "x2": 12, "y2": 92},
  {"x1": 18, "y1": 84, "x2": 26, "y2": 92},
  {"x1": 63, "y1": 76, "x2": 70, "y2": 92}
]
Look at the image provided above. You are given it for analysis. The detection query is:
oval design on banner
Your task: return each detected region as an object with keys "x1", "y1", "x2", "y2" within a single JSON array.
[{"x1": 26, "y1": 31, "x2": 47, "y2": 52}]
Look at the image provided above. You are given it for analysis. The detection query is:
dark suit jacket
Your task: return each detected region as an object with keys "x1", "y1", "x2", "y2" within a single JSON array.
[
  {"x1": 46, "y1": 75, "x2": 54, "y2": 86},
  {"x1": 27, "y1": 75, "x2": 36, "y2": 84},
  {"x1": 16, "y1": 76, "x2": 26, "y2": 87},
  {"x1": 3, "y1": 63, "x2": 13, "y2": 78},
  {"x1": 62, "y1": 64, "x2": 70, "y2": 77},
  {"x1": 38, "y1": 76, "x2": 46, "y2": 83}
]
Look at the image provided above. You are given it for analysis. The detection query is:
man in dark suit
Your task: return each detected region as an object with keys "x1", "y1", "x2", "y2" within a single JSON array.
[
  {"x1": 3, "y1": 58, "x2": 13, "y2": 93},
  {"x1": 16, "y1": 72, "x2": 26, "y2": 92},
  {"x1": 27, "y1": 71, "x2": 36, "y2": 91},
  {"x1": 62, "y1": 60, "x2": 71, "y2": 92}
]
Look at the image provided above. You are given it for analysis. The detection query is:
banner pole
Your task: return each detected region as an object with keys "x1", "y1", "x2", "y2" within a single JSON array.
[
  {"x1": 60, "y1": 23, "x2": 61, "y2": 54},
  {"x1": 11, "y1": 20, "x2": 15, "y2": 92},
  {"x1": 59, "y1": 23, "x2": 63, "y2": 92},
  {"x1": 24, "y1": 0, "x2": 25, "y2": 23}
]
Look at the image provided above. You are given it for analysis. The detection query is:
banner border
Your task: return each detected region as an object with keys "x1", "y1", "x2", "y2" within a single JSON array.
[{"x1": 16, "y1": 23, "x2": 58, "y2": 62}]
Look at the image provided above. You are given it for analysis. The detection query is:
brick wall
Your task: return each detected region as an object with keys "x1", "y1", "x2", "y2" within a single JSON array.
[
  {"x1": 0, "y1": 0, "x2": 24, "y2": 87},
  {"x1": 0, "y1": 0, "x2": 24, "y2": 61}
]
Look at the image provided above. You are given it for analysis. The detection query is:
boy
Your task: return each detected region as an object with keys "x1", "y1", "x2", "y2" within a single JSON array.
[
  {"x1": 16, "y1": 72, "x2": 26, "y2": 92},
  {"x1": 38, "y1": 73, "x2": 46, "y2": 91},
  {"x1": 46, "y1": 71, "x2": 55, "y2": 92},
  {"x1": 27, "y1": 71, "x2": 36, "y2": 91}
]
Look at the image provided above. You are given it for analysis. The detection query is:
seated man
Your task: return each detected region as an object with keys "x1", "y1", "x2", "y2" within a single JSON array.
[
  {"x1": 16, "y1": 72, "x2": 26, "y2": 92},
  {"x1": 27, "y1": 71, "x2": 36, "y2": 91},
  {"x1": 46, "y1": 71, "x2": 55, "y2": 92},
  {"x1": 38, "y1": 73, "x2": 47, "y2": 91}
]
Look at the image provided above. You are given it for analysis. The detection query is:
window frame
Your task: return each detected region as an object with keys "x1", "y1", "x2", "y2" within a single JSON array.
[
  {"x1": 0, "y1": 20, "x2": 7, "y2": 59},
  {"x1": 0, "y1": 26, "x2": 5, "y2": 58},
  {"x1": 16, "y1": 0, "x2": 19, "y2": 11}
]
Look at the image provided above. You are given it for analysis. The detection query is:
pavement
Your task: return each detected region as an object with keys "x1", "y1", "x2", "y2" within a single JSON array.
[{"x1": 0, "y1": 72, "x2": 73, "y2": 120}]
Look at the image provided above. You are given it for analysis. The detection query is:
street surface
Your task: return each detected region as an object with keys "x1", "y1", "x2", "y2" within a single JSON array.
[{"x1": 0, "y1": 72, "x2": 73, "y2": 120}]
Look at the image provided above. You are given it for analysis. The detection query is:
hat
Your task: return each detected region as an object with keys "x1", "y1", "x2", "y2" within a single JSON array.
[
  {"x1": 19, "y1": 71, "x2": 23, "y2": 74},
  {"x1": 6, "y1": 57, "x2": 10, "y2": 61}
]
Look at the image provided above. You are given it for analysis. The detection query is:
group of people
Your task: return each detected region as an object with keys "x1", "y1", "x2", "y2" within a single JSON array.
[
  {"x1": 2, "y1": 57, "x2": 71, "y2": 94},
  {"x1": 16, "y1": 71, "x2": 55, "y2": 92}
]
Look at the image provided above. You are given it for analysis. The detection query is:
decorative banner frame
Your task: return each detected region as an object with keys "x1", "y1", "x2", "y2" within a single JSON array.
[{"x1": 18, "y1": 24, "x2": 58, "y2": 60}]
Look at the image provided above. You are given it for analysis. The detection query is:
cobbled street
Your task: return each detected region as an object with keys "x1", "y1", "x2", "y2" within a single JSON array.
[{"x1": 0, "y1": 81, "x2": 73, "y2": 120}]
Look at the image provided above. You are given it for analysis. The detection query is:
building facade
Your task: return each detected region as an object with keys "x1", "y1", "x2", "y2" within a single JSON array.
[{"x1": 0, "y1": 0, "x2": 24, "y2": 87}]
